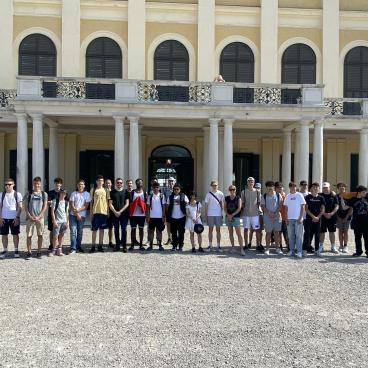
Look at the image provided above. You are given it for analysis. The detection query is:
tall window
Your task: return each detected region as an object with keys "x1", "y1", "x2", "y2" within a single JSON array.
[
  {"x1": 154, "y1": 40, "x2": 189, "y2": 81},
  {"x1": 220, "y1": 42, "x2": 254, "y2": 82},
  {"x1": 344, "y1": 46, "x2": 368, "y2": 98},
  {"x1": 282, "y1": 43, "x2": 316, "y2": 84},
  {"x1": 19, "y1": 34, "x2": 56, "y2": 76},
  {"x1": 86, "y1": 37, "x2": 122, "y2": 78}
]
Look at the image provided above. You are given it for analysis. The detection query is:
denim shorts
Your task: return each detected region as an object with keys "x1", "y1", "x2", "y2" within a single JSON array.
[
  {"x1": 91, "y1": 214, "x2": 108, "y2": 231},
  {"x1": 225, "y1": 217, "x2": 241, "y2": 227},
  {"x1": 53, "y1": 222, "x2": 68, "y2": 236}
]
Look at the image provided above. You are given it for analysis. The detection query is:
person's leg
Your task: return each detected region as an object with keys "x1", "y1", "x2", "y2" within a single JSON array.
[
  {"x1": 274, "y1": 231, "x2": 280, "y2": 249},
  {"x1": 113, "y1": 216, "x2": 121, "y2": 249},
  {"x1": 165, "y1": 222, "x2": 171, "y2": 245},
  {"x1": 362, "y1": 226, "x2": 368, "y2": 256},
  {"x1": 216, "y1": 225, "x2": 221, "y2": 248},
  {"x1": 1, "y1": 234, "x2": 8, "y2": 253},
  {"x1": 243, "y1": 227, "x2": 249, "y2": 248},
  {"x1": 342, "y1": 228, "x2": 349, "y2": 252},
  {"x1": 156, "y1": 226, "x2": 162, "y2": 245},
  {"x1": 91, "y1": 230, "x2": 97, "y2": 251},
  {"x1": 287, "y1": 221, "x2": 295, "y2": 254},
  {"x1": 57, "y1": 233, "x2": 65, "y2": 255},
  {"x1": 98, "y1": 229, "x2": 104, "y2": 251},
  {"x1": 148, "y1": 223, "x2": 154, "y2": 246},
  {"x1": 178, "y1": 217, "x2": 186, "y2": 250},
  {"x1": 353, "y1": 226, "x2": 363, "y2": 255},
  {"x1": 338, "y1": 227, "x2": 344, "y2": 250},
  {"x1": 235, "y1": 227, "x2": 245, "y2": 255},
  {"x1": 303, "y1": 220, "x2": 311, "y2": 251},
  {"x1": 69, "y1": 216, "x2": 77, "y2": 251},
  {"x1": 170, "y1": 220, "x2": 178, "y2": 249},
  {"x1": 228, "y1": 226, "x2": 235, "y2": 247},
  {"x1": 50, "y1": 232, "x2": 57, "y2": 255},
  {"x1": 190, "y1": 232, "x2": 195, "y2": 249},
  {"x1": 12, "y1": 234, "x2": 19, "y2": 253},
  {"x1": 295, "y1": 222, "x2": 304, "y2": 255},
  {"x1": 138, "y1": 226, "x2": 144, "y2": 246},
  {"x1": 108, "y1": 226, "x2": 113, "y2": 246},
  {"x1": 37, "y1": 235, "x2": 43, "y2": 253},
  {"x1": 198, "y1": 233, "x2": 202, "y2": 249},
  {"x1": 208, "y1": 224, "x2": 214, "y2": 248},
  {"x1": 329, "y1": 231, "x2": 336, "y2": 251},
  {"x1": 77, "y1": 217, "x2": 85, "y2": 251}
]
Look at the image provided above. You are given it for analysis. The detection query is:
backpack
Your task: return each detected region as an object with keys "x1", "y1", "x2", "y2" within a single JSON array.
[
  {"x1": 149, "y1": 193, "x2": 164, "y2": 208},
  {"x1": 28, "y1": 191, "x2": 46, "y2": 206},
  {"x1": 54, "y1": 198, "x2": 68, "y2": 213},
  {"x1": 0, "y1": 191, "x2": 19, "y2": 213},
  {"x1": 263, "y1": 192, "x2": 281, "y2": 209}
]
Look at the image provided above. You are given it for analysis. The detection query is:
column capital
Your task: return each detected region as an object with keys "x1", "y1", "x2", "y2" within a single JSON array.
[
  {"x1": 360, "y1": 127, "x2": 368, "y2": 135},
  {"x1": 127, "y1": 115, "x2": 139, "y2": 124},
  {"x1": 314, "y1": 119, "x2": 324, "y2": 128},
  {"x1": 113, "y1": 116, "x2": 125, "y2": 124},
  {"x1": 283, "y1": 128, "x2": 292, "y2": 136},
  {"x1": 30, "y1": 113, "x2": 43, "y2": 122},
  {"x1": 14, "y1": 113, "x2": 28, "y2": 120},
  {"x1": 300, "y1": 118, "x2": 311, "y2": 127},
  {"x1": 223, "y1": 118, "x2": 235, "y2": 126},
  {"x1": 209, "y1": 117, "x2": 220, "y2": 125}
]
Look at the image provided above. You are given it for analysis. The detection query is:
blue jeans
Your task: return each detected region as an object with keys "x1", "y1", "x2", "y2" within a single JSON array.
[
  {"x1": 287, "y1": 220, "x2": 304, "y2": 253},
  {"x1": 70, "y1": 215, "x2": 85, "y2": 251},
  {"x1": 113, "y1": 215, "x2": 129, "y2": 246}
]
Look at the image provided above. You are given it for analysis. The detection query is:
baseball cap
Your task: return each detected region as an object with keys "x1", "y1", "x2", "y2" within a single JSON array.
[
  {"x1": 322, "y1": 182, "x2": 330, "y2": 188},
  {"x1": 247, "y1": 177, "x2": 255, "y2": 182},
  {"x1": 255, "y1": 183, "x2": 261, "y2": 189},
  {"x1": 168, "y1": 177, "x2": 175, "y2": 181}
]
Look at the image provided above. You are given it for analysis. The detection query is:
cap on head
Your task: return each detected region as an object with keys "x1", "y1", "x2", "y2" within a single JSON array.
[
  {"x1": 322, "y1": 182, "x2": 330, "y2": 188},
  {"x1": 168, "y1": 177, "x2": 175, "y2": 182},
  {"x1": 255, "y1": 183, "x2": 261, "y2": 189},
  {"x1": 247, "y1": 177, "x2": 255, "y2": 182}
]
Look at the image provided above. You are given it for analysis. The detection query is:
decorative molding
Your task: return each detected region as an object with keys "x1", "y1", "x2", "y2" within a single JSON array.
[
  {"x1": 146, "y1": 2, "x2": 196, "y2": 24},
  {"x1": 278, "y1": 8, "x2": 322, "y2": 29},
  {"x1": 14, "y1": 0, "x2": 61, "y2": 18}
]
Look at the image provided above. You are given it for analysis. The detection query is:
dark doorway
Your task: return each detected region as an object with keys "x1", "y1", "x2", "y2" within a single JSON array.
[
  {"x1": 350, "y1": 154, "x2": 359, "y2": 191},
  {"x1": 79, "y1": 150, "x2": 114, "y2": 190},
  {"x1": 233, "y1": 153, "x2": 260, "y2": 190},
  {"x1": 149, "y1": 145, "x2": 194, "y2": 195}
]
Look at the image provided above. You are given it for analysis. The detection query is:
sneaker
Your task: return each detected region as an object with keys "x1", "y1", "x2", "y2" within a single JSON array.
[
  {"x1": 352, "y1": 252, "x2": 362, "y2": 257},
  {"x1": 216, "y1": 246, "x2": 223, "y2": 253},
  {"x1": 14, "y1": 251, "x2": 20, "y2": 258},
  {"x1": 206, "y1": 246, "x2": 212, "y2": 252},
  {"x1": 146, "y1": 246, "x2": 153, "y2": 251},
  {"x1": 287, "y1": 251, "x2": 294, "y2": 257},
  {"x1": 277, "y1": 248, "x2": 284, "y2": 256},
  {"x1": 296, "y1": 252, "x2": 303, "y2": 259},
  {"x1": 108, "y1": 242, "x2": 114, "y2": 249},
  {"x1": 144, "y1": 240, "x2": 150, "y2": 246},
  {"x1": 247, "y1": 243, "x2": 252, "y2": 249},
  {"x1": 306, "y1": 247, "x2": 315, "y2": 254},
  {"x1": 256, "y1": 245, "x2": 265, "y2": 253},
  {"x1": 316, "y1": 250, "x2": 322, "y2": 257},
  {"x1": 122, "y1": 246, "x2": 128, "y2": 253},
  {"x1": 302, "y1": 250, "x2": 308, "y2": 257},
  {"x1": 264, "y1": 249, "x2": 270, "y2": 256},
  {"x1": 198, "y1": 247, "x2": 204, "y2": 253},
  {"x1": 342, "y1": 246, "x2": 349, "y2": 254},
  {"x1": 318, "y1": 244, "x2": 325, "y2": 253},
  {"x1": 36, "y1": 252, "x2": 42, "y2": 258},
  {"x1": 89, "y1": 246, "x2": 96, "y2": 253},
  {"x1": 139, "y1": 245, "x2": 145, "y2": 251},
  {"x1": 113, "y1": 245, "x2": 120, "y2": 252},
  {"x1": 97, "y1": 246, "x2": 104, "y2": 252},
  {"x1": 25, "y1": 251, "x2": 32, "y2": 259},
  {"x1": 69, "y1": 250, "x2": 77, "y2": 255},
  {"x1": 339, "y1": 245, "x2": 344, "y2": 252},
  {"x1": 171, "y1": 246, "x2": 177, "y2": 252},
  {"x1": 331, "y1": 246, "x2": 339, "y2": 254},
  {"x1": 0, "y1": 250, "x2": 8, "y2": 259},
  {"x1": 158, "y1": 245, "x2": 164, "y2": 252},
  {"x1": 191, "y1": 248, "x2": 196, "y2": 253},
  {"x1": 240, "y1": 249, "x2": 246, "y2": 256},
  {"x1": 57, "y1": 249, "x2": 64, "y2": 256},
  {"x1": 178, "y1": 247, "x2": 183, "y2": 252},
  {"x1": 47, "y1": 251, "x2": 53, "y2": 257},
  {"x1": 230, "y1": 246, "x2": 235, "y2": 254},
  {"x1": 164, "y1": 239, "x2": 171, "y2": 245},
  {"x1": 128, "y1": 245, "x2": 134, "y2": 252}
]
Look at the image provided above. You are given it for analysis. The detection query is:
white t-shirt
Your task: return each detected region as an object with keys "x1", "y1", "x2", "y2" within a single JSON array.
[
  {"x1": 170, "y1": 194, "x2": 189, "y2": 219},
  {"x1": 69, "y1": 191, "x2": 91, "y2": 217},
  {"x1": 0, "y1": 191, "x2": 23, "y2": 219},
  {"x1": 284, "y1": 192, "x2": 306, "y2": 220},
  {"x1": 147, "y1": 193, "x2": 166, "y2": 218},
  {"x1": 205, "y1": 190, "x2": 224, "y2": 216},
  {"x1": 132, "y1": 192, "x2": 146, "y2": 217}
]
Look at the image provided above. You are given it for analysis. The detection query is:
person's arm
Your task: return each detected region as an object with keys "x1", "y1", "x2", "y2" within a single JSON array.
[
  {"x1": 233, "y1": 198, "x2": 242, "y2": 217},
  {"x1": 120, "y1": 198, "x2": 130, "y2": 214},
  {"x1": 37, "y1": 196, "x2": 48, "y2": 221},
  {"x1": 14, "y1": 197, "x2": 22, "y2": 225},
  {"x1": 318, "y1": 205, "x2": 325, "y2": 220},
  {"x1": 330, "y1": 203, "x2": 339, "y2": 216},
  {"x1": 298, "y1": 204, "x2": 305, "y2": 224},
  {"x1": 51, "y1": 204, "x2": 58, "y2": 228},
  {"x1": 344, "y1": 207, "x2": 353, "y2": 221},
  {"x1": 224, "y1": 200, "x2": 229, "y2": 217},
  {"x1": 24, "y1": 196, "x2": 34, "y2": 220},
  {"x1": 284, "y1": 204, "x2": 289, "y2": 225}
]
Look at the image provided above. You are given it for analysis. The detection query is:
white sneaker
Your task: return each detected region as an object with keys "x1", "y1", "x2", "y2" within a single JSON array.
[
  {"x1": 302, "y1": 250, "x2": 307, "y2": 257},
  {"x1": 216, "y1": 246, "x2": 223, "y2": 253},
  {"x1": 0, "y1": 251, "x2": 7, "y2": 259},
  {"x1": 14, "y1": 251, "x2": 20, "y2": 258},
  {"x1": 339, "y1": 245, "x2": 344, "y2": 252},
  {"x1": 206, "y1": 246, "x2": 212, "y2": 252},
  {"x1": 69, "y1": 250, "x2": 77, "y2": 255},
  {"x1": 277, "y1": 248, "x2": 284, "y2": 255},
  {"x1": 287, "y1": 251, "x2": 294, "y2": 257},
  {"x1": 316, "y1": 250, "x2": 322, "y2": 257},
  {"x1": 296, "y1": 252, "x2": 303, "y2": 259},
  {"x1": 331, "y1": 246, "x2": 339, "y2": 254},
  {"x1": 342, "y1": 246, "x2": 349, "y2": 254},
  {"x1": 318, "y1": 244, "x2": 325, "y2": 253},
  {"x1": 264, "y1": 249, "x2": 270, "y2": 255}
]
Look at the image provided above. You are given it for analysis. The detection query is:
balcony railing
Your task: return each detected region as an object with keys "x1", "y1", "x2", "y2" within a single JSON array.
[
  {"x1": 16, "y1": 76, "x2": 324, "y2": 108},
  {"x1": 0, "y1": 89, "x2": 16, "y2": 110},
  {"x1": 324, "y1": 98, "x2": 368, "y2": 117}
]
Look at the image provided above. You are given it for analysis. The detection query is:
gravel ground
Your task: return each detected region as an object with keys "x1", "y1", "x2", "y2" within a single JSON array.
[{"x1": 0, "y1": 226, "x2": 367, "y2": 368}]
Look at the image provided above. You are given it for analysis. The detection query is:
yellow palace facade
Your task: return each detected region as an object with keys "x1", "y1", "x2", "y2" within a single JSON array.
[{"x1": 1, "y1": 0, "x2": 368, "y2": 197}]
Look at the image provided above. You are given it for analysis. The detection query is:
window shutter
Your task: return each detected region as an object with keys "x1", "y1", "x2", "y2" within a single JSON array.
[{"x1": 344, "y1": 46, "x2": 368, "y2": 98}]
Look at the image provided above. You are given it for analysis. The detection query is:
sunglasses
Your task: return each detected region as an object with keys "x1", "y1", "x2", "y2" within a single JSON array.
[
  {"x1": 229, "y1": 188, "x2": 236, "y2": 191},
  {"x1": 116, "y1": 182, "x2": 123, "y2": 184},
  {"x1": 5, "y1": 183, "x2": 13, "y2": 186}
]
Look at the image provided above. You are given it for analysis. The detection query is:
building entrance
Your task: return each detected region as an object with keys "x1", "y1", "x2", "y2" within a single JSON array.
[
  {"x1": 233, "y1": 153, "x2": 260, "y2": 190},
  {"x1": 149, "y1": 145, "x2": 194, "y2": 195}
]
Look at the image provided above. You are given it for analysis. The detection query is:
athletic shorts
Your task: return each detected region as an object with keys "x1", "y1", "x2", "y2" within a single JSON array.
[
  {"x1": 225, "y1": 217, "x2": 241, "y2": 228},
  {"x1": 130, "y1": 216, "x2": 145, "y2": 229},
  {"x1": 207, "y1": 216, "x2": 223, "y2": 227},
  {"x1": 26, "y1": 218, "x2": 45, "y2": 237},
  {"x1": 321, "y1": 216, "x2": 337, "y2": 233},
  {"x1": 263, "y1": 214, "x2": 282, "y2": 233},
  {"x1": 336, "y1": 216, "x2": 350, "y2": 231},
  {"x1": 0, "y1": 219, "x2": 20, "y2": 235},
  {"x1": 243, "y1": 216, "x2": 260, "y2": 230},
  {"x1": 91, "y1": 214, "x2": 108, "y2": 231},
  {"x1": 148, "y1": 218, "x2": 164, "y2": 231},
  {"x1": 53, "y1": 222, "x2": 68, "y2": 236}
]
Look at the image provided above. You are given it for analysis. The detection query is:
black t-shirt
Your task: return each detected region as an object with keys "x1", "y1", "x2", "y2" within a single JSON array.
[
  {"x1": 225, "y1": 195, "x2": 240, "y2": 217},
  {"x1": 110, "y1": 189, "x2": 130, "y2": 216},
  {"x1": 348, "y1": 197, "x2": 368, "y2": 220},
  {"x1": 320, "y1": 193, "x2": 338, "y2": 214},
  {"x1": 305, "y1": 194, "x2": 325, "y2": 219},
  {"x1": 336, "y1": 194, "x2": 350, "y2": 219}
]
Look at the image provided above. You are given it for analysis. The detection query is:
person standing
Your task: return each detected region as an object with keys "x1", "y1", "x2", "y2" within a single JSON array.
[
  {"x1": 47, "y1": 177, "x2": 64, "y2": 250},
  {"x1": 0, "y1": 178, "x2": 22, "y2": 259},
  {"x1": 50, "y1": 189, "x2": 69, "y2": 256},
  {"x1": 299, "y1": 180, "x2": 310, "y2": 253},
  {"x1": 129, "y1": 178, "x2": 147, "y2": 251},
  {"x1": 69, "y1": 180, "x2": 91, "y2": 254},
  {"x1": 104, "y1": 179, "x2": 114, "y2": 248},
  {"x1": 241, "y1": 177, "x2": 262, "y2": 250},
  {"x1": 336, "y1": 183, "x2": 352, "y2": 253},
  {"x1": 146, "y1": 182, "x2": 165, "y2": 251},
  {"x1": 260, "y1": 181, "x2": 283, "y2": 255},
  {"x1": 205, "y1": 181, "x2": 224, "y2": 252},
  {"x1": 284, "y1": 182, "x2": 306, "y2": 258},
  {"x1": 167, "y1": 184, "x2": 188, "y2": 251},
  {"x1": 90, "y1": 175, "x2": 109, "y2": 253},
  {"x1": 185, "y1": 191, "x2": 204, "y2": 253},
  {"x1": 348, "y1": 185, "x2": 368, "y2": 257},
  {"x1": 163, "y1": 177, "x2": 175, "y2": 245},
  {"x1": 319, "y1": 182, "x2": 339, "y2": 254},
  {"x1": 24, "y1": 177, "x2": 48, "y2": 258},
  {"x1": 304, "y1": 183, "x2": 325, "y2": 256},
  {"x1": 275, "y1": 182, "x2": 289, "y2": 251},
  {"x1": 109, "y1": 178, "x2": 130, "y2": 252},
  {"x1": 224, "y1": 185, "x2": 244, "y2": 256}
]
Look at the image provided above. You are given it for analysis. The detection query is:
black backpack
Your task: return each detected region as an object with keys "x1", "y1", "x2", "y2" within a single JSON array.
[
  {"x1": 0, "y1": 191, "x2": 20, "y2": 213},
  {"x1": 54, "y1": 198, "x2": 68, "y2": 213}
]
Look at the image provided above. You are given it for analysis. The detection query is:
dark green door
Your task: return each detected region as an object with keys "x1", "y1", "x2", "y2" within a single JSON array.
[{"x1": 233, "y1": 153, "x2": 260, "y2": 190}]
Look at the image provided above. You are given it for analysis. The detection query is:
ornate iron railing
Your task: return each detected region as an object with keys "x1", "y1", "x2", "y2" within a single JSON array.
[
  {"x1": 0, "y1": 89, "x2": 16, "y2": 109},
  {"x1": 324, "y1": 98, "x2": 364, "y2": 116}
]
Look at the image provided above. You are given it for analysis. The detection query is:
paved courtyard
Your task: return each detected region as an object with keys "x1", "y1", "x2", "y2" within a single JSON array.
[{"x1": 0, "y1": 226, "x2": 367, "y2": 368}]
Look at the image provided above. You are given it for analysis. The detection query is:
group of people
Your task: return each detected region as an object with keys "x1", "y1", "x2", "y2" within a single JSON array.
[{"x1": 0, "y1": 174, "x2": 367, "y2": 259}]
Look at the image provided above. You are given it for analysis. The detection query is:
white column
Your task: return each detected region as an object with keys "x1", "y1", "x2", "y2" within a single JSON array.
[
  {"x1": 62, "y1": 0, "x2": 80, "y2": 77},
  {"x1": 282, "y1": 129, "x2": 291, "y2": 187},
  {"x1": 197, "y1": 0, "x2": 215, "y2": 81},
  {"x1": 124, "y1": 125, "x2": 129, "y2": 180},
  {"x1": 203, "y1": 127, "x2": 209, "y2": 197},
  {"x1": 218, "y1": 128, "x2": 224, "y2": 191},
  {"x1": 0, "y1": 0, "x2": 14, "y2": 88},
  {"x1": 359, "y1": 128, "x2": 368, "y2": 186},
  {"x1": 114, "y1": 116, "x2": 125, "y2": 181},
  {"x1": 16, "y1": 113, "x2": 28, "y2": 196},
  {"x1": 48, "y1": 125, "x2": 58, "y2": 189},
  {"x1": 128, "y1": 116, "x2": 140, "y2": 181},
  {"x1": 31, "y1": 114, "x2": 44, "y2": 185},
  {"x1": 298, "y1": 120, "x2": 310, "y2": 184},
  {"x1": 208, "y1": 118, "x2": 219, "y2": 182},
  {"x1": 323, "y1": 0, "x2": 340, "y2": 97},
  {"x1": 260, "y1": 0, "x2": 278, "y2": 83},
  {"x1": 128, "y1": 0, "x2": 145, "y2": 79},
  {"x1": 294, "y1": 129, "x2": 300, "y2": 185},
  {"x1": 313, "y1": 120, "x2": 324, "y2": 186},
  {"x1": 223, "y1": 119, "x2": 234, "y2": 191}
]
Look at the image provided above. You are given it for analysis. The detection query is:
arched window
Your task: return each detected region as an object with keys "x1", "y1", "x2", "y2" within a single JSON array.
[
  {"x1": 151, "y1": 145, "x2": 192, "y2": 158},
  {"x1": 154, "y1": 40, "x2": 189, "y2": 81},
  {"x1": 86, "y1": 37, "x2": 122, "y2": 78},
  {"x1": 344, "y1": 46, "x2": 368, "y2": 98},
  {"x1": 282, "y1": 43, "x2": 316, "y2": 84},
  {"x1": 19, "y1": 34, "x2": 56, "y2": 76},
  {"x1": 220, "y1": 42, "x2": 254, "y2": 82}
]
